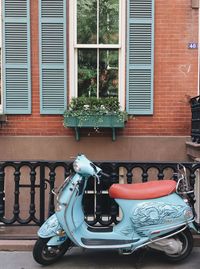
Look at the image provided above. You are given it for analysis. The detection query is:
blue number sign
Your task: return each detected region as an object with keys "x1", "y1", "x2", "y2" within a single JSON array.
[{"x1": 188, "y1": 43, "x2": 198, "y2": 49}]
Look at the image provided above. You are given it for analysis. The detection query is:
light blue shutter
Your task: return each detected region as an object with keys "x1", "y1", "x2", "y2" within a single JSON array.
[
  {"x1": 39, "y1": 0, "x2": 67, "y2": 114},
  {"x1": 3, "y1": 0, "x2": 31, "y2": 114},
  {"x1": 127, "y1": 0, "x2": 154, "y2": 115}
]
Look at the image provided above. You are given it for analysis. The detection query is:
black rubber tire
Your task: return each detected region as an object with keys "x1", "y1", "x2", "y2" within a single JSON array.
[
  {"x1": 33, "y1": 237, "x2": 71, "y2": 265},
  {"x1": 163, "y1": 228, "x2": 193, "y2": 262}
]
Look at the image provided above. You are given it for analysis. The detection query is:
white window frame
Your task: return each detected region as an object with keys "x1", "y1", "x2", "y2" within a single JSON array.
[
  {"x1": 69, "y1": 0, "x2": 126, "y2": 109},
  {"x1": 0, "y1": 0, "x2": 2, "y2": 114}
]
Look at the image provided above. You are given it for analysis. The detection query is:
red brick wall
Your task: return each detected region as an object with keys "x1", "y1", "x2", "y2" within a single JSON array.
[
  {"x1": 0, "y1": 0, "x2": 199, "y2": 137},
  {"x1": 122, "y1": 0, "x2": 199, "y2": 136}
]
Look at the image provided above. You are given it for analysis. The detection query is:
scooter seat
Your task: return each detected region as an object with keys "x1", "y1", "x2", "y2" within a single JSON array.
[{"x1": 109, "y1": 180, "x2": 177, "y2": 200}]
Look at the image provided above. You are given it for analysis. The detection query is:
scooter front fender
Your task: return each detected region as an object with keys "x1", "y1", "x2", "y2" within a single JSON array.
[
  {"x1": 46, "y1": 234, "x2": 68, "y2": 246},
  {"x1": 38, "y1": 214, "x2": 68, "y2": 246},
  {"x1": 38, "y1": 214, "x2": 61, "y2": 238}
]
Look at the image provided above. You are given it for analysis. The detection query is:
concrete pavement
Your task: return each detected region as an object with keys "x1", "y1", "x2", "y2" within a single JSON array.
[{"x1": 1, "y1": 247, "x2": 200, "y2": 269}]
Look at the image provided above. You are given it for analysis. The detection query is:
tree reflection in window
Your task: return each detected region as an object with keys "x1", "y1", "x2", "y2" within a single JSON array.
[
  {"x1": 77, "y1": 0, "x2": 97, "y2": 44},
  {"x1": 78, "y1": 49, "x2": 97, "y2": 97},
  {"x1": 99, "y1": 0, "x2": 119, "y2": 44},
  {"x1": 99, "y1": 49, "x2": 118, "y2": 97}
]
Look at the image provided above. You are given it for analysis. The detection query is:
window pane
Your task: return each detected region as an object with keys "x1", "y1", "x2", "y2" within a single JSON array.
[
  {"x1": 99, "y1": 49, "x2": 118, "y2": 97},
  {"x1": 78, "y1": 49, "x2": 97, "y2": 97},
  {"x1": 77, "y1": 0, "x2": 97, "y2": 44},
  {"x1": 99, "y1": 0, "x2": 119, "y2": 44}
]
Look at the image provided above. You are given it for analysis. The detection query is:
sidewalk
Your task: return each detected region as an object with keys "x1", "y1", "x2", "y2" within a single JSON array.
[{"x1": 1, "y1": 247, "x2": 200, "y2": 269}]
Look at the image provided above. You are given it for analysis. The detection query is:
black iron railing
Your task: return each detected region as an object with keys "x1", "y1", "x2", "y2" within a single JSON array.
[
  {"x1": 0, "y1": 160, "x2": 199, "y2": 238},
  {"x1": 191, "y1": 95, "x2": 200, "y2": 143}
]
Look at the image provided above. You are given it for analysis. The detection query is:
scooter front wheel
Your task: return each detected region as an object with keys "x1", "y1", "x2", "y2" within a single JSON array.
[
  {"x1": 163, "y1": 228, "x2": 193, "y2": 262},
  {"x1": 33, "y1": 237, "x2": 71, "y2": 265}
]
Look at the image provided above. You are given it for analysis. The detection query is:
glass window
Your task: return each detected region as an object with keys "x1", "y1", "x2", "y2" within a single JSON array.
[
  {"x1": 78, "y1": 49, "x2": 97, "y2": 97},
  {"x1": 78, "y1": 49, "x2": 118, "y2": 98},
  {"x1": 77, "y1": 0, "x2": 97, "y2": 44},
  {"x1": 99, "y1": 0, "x2": 119, "y2": 44},
  {"x1": 77, "y1": 0, "x2": 119, "y2": 45},
  {"x1": 75, "y1": 0, "x2": 120, "y2": 98},
  {"x1": 99, "y1": 49, "x2": 118, "y2": 97}
]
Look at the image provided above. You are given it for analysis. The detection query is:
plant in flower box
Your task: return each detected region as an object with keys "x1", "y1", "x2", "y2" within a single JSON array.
[{"x1": 63, "y1": 97, "x2": 127, "y2": 140}]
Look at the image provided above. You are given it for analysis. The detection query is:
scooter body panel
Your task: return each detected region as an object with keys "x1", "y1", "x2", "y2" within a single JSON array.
[
  {"x1": 56, "y1": 175, "x2": 194, "y2": 250},
  {"x1": 115, "y1": 193, "x2": 194, "y2": 238}
]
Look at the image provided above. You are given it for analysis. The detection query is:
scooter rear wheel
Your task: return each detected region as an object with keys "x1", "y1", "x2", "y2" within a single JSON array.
[
  {"x1": 33, "y1": 237, "x2": 71, "y2": 265},
  {"x1": 163, "y1": 228, "x2": 193, "y2": 262}
]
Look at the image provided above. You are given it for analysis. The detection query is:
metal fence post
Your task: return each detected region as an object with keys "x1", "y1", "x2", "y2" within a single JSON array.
[
  {"x1": 0, "y1": 164, "x2": 5, "y2": 218},
  {"x1": 39, "y1": 162, "x2": 45, "y2": 225}
]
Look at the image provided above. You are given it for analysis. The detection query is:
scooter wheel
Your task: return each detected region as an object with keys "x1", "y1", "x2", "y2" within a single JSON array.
[
  {"x1": 163, "y1": 228, "x2": 193, "y2": 262},
  {"x1": 33, "y1": 237, "x2": 71, "y2": 265}
]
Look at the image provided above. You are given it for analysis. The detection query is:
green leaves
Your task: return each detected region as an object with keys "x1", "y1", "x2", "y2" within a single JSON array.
[
  {"x1": 66, "y1": 97, "x2": 118, "y2": 114},
  {"x1": 64, "y1": 96, "x2": 127, "y2": 121}
]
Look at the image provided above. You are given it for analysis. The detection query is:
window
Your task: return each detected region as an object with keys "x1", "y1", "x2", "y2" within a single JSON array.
[
  {"x1": 1, "y1": 0, "x2": 154, "y2": 116},
  {"x1": 69, "y1": 0, "x2": 125, "y2": 107}
]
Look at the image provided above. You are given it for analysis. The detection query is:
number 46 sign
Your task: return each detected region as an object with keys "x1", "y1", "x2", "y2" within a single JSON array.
[{"x1": 188, "y1": 43, "x2": 198, "y2": 49}]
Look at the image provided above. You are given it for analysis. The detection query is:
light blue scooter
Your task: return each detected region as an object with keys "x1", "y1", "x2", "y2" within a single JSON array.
[{"x1": 33, "y1": 154, "x2": 200, "y2": 265}]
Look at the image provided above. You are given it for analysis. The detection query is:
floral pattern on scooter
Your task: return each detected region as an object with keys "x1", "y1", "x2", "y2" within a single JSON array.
[{"x1": 131, "y1": 202, "x2": 187, "y2": 228}]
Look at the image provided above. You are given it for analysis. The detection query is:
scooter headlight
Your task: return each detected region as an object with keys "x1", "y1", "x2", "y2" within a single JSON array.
[{"x1": 73, "y1": 161, "x2": 81, "y2": 172}]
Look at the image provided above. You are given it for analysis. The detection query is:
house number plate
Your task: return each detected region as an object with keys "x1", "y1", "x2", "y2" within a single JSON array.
[{"x1": 188, "y1": 43, "x2": 198, "y2": 49}]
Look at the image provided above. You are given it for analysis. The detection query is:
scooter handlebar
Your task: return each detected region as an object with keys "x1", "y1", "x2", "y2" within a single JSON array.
[{"x1": 99, "y1": 171, "x2": 110, "y2": 178}]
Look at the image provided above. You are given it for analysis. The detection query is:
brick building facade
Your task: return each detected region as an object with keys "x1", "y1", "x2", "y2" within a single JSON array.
[{"x1": 0, "y1": 0, "x2": 199, "y2": 161}]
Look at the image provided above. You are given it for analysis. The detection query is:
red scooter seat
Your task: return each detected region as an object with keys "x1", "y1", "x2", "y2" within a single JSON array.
[{"x1": 109, "y1": 180, "x2": 177, "y2": 200}]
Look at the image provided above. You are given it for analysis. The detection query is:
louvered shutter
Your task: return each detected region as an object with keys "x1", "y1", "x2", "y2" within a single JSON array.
[
  {"x1": 3, "y1": 0, "x2": 31, "y2": 114},
  {"x1": 127, "y1": 0, "x2": 154, "y2": 115},
  {"x1": 39, "y1": 0, "x2": 67, "y2": 114}
]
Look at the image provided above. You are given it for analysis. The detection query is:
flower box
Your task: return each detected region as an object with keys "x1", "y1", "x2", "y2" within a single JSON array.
[
  {"x1": 64, "y1": 114, "x2": 125, "y2": 128},
  {"x1": 63, "y1": 97, "x2": 127, "y2": 141},
  {"x1": 64, "y1": 114, "x2": 126, "y2": 141}
]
